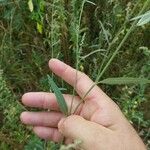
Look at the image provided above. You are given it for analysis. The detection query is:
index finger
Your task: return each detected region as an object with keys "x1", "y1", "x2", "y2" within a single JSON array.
[{"x1": 49, "y1": 59, "x2": 107, "y2": 101}]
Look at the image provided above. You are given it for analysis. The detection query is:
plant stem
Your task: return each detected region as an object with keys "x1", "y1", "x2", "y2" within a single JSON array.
[
  {"x1": 70, "y1": 0, "x2": 86, "y2": 115},
  {"x1": 96, "y1": 0, "x2": 150, "y2": 82},
  {"x1": 73, "y1": 0, "x2": 150, "y2": 114},
  {"x1": 98, "y1": 0, "x2": 141, "y2": 73},
  {"x1": 80, "y1": 49, "x2": 106, "y2": 60},
  {"x1": 51, "y1": 0, "x2": 55, "y2": 79}
]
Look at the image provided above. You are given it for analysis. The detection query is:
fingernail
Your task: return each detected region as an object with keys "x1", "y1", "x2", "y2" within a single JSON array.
[
  {"x1": 20, "y1": 112, "x2": 28, "y2": 123},
  {"x1": 49, "y1": 59, "x2": 66, "y2": 71}
]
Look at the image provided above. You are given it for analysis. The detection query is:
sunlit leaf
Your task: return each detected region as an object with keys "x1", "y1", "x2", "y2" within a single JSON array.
[
  {"x1": 28, "y1": 0, "x2": 34, "y2": 12},
  {"x1": 131, "y1": 11, "x2": 150, "y2": 26},
  {"x1": 47, "y1": 75, "x2": 68, "y2": 116},
  {"x1": 99, "y1": 77, "x2": 150, "y2": 85},
  {"x1": 37, "y1": 22, "x2": 43, "y2": 34}
]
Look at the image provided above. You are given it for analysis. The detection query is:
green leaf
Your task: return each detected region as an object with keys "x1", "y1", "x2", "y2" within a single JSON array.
[
  {"x1": 131, "y1": 11, "x2": 150, "y2": 26},
  {"x1": 37, "y1": 22, "x2": 43, "y2": 34},
  {"x1": 86, "y1": 0, "x2": 96, "y2": 5},
  {"x1": 28, "y1": 0, "x2": 34, "y2": 12},
  {"x1": 99, "y1": 77, "x2": 150, "y2": 85},
  {"x1": 47, "y1": 75, "x2": 68, "y2": 116}
]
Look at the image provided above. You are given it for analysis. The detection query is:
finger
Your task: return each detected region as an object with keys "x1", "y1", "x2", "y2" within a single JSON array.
[
  {"x1": 22, "y1": 92, "x2": 82, "y2": 114},
  {"x1": 48, "y1": 59, "x2": 119, "y2": 127},
  {"x1": 49, "y1": 59, "x2": 107, "y2": 100},
  {"x1": 33, "y1": 126, "x2": 63, "y2": 142},
  {"x1": 58, "y1": 115, "x2": 111, "y2": 149},
  {"x1": 20, "y1": 111, "x2": 63, "y2": 127}
]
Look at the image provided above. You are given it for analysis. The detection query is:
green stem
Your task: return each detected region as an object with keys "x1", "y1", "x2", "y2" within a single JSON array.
[
  {"x1": 98, "y1": 0, "x2": 141, "y2": 73},
  {"x1": 70, "y1": 0, "x2": 87, "y2": 115},
  {"x1": 51, "y1": 0, "x2": 55, "y2": 79},
  {"x1": 96, "y1": 0, "x2": 150, "y2": 82},
  {"x1": 73, "y1": 0, "x2": 150, "y2": 114}
]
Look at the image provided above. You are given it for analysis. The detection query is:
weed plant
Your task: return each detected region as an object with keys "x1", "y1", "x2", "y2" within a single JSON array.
[{"x1": 0, "y1": 0, "x2": 150, "y2": 149}]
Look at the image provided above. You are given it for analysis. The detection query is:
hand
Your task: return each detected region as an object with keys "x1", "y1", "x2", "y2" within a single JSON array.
[{"x1": 20, "y1": 59, "x2": 146, "y2": 150}]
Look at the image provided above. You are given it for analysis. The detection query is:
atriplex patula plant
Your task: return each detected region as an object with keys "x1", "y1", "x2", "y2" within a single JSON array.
[
  {"x1": 45, "y1": 0, "x2": 150, "y2": 149},
  {"x1": 0, "y1": 0, "x2": 150, "y2": 149},
  {"x1": 71, "y1": 0, "x2": 150, "y2": 114},
  {"x1": 48, "y1": 0, "x2": 150, "y2": 116}
]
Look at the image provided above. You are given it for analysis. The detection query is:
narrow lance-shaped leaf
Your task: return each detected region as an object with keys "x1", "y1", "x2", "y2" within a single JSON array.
[
  {"x1": 131, "y1": 11, "x2": 150, "y2": 26},
  {"x1": 99, "y1": 77, "x2": 150, "y2": 85},
  {"x1": 48, "y1": 75, "x2": 68, "y2": 116}
]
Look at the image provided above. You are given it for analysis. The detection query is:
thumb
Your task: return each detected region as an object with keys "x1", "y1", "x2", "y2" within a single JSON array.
[{"x1": 58, "y1": 115, "x2": 108, "y2": 148}]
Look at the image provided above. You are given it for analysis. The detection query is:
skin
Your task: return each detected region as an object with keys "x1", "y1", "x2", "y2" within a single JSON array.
[{"x1": 20, "y1": 59, "x2": 146, "y2": 150}]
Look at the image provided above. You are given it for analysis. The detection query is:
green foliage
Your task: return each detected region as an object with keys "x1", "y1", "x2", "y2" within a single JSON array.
[
  {"x1": 24, "y1": 136, "x2": 44, "y2": 150},
  {"x1": 48, "y1": 75, "x2": 68, "y2": 116},
  {"x1": 99, "y1": 77, "x2": 150, "y2": 85},
  {"x1": 0, "y1": 69, "x2": 24, "y2": 148},
  {"x1": 0, "y1": 0, "x2": 150, "y2": 149},
  {"x1": 28, "y1": 0, "x2": 45, "y2": 33},
  {"x1": 132, "y1": 10, "x2": 150, "y2": 26}
]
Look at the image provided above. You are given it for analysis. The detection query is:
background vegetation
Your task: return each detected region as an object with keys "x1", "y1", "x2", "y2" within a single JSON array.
[{"x1": 0, "y1": 0, "x2": 150, "y2": 149}]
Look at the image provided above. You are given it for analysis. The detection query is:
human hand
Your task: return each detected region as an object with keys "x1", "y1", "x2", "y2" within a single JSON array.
[{"x1": 20, "y1": 59, "x2": 146, "y2": 150}]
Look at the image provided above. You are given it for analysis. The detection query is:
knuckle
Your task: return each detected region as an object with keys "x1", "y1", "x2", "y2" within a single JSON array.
[
  {"x1": 42, "y1": 94, "x2": 50, "y2": 109},
  {"x1": 61, "y1": 115, "x2": 81, "y2": 130},
  {"x1": 66, "y1": 115, "x2": 82, "y2": 126},
  {"x1": 78, "y1": 72, "x2": 86, "y2": 80},
  {"x1": 76, "y1": 72, "x2": 86, "y2": 86},
  {"x1": 62, "y1": 65, "x2": 70, "y2": 76}
]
